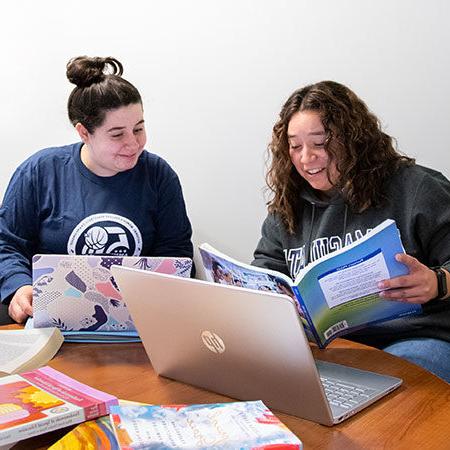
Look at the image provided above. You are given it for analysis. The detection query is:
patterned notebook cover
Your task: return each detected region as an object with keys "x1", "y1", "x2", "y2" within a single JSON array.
[{"x1": 32, "y1": 255, "x2": 192, "y2": 332}]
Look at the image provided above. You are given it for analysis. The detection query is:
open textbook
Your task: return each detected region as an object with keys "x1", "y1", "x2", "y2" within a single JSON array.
[
  {"x1": 0, "y1": 328, "x2": 63, "y2": 377},
  {"x1": 199, "y1": 219, "x2": 422, "y2": 348}
]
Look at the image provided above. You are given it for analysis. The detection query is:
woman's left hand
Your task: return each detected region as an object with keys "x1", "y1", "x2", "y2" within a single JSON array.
[{"x1": 378, "y1": 253, "x2": 439, "y2": 304}]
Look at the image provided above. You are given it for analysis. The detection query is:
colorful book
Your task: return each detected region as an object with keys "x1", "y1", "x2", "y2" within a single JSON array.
[
  {"x1": 0, "y1": 366, "x2": 118, "y2": 446},
  {"x1": 200, "y1": 219, "x2": 422, "y2": 348},
  {"x1": 48, "y1": 400, "x2": 148, "y2": 450},
  {"x1": 48, "y1": 415, "x2": 119, "y2": 450},
  {"x1": 110, "y1": 400, "x2": 302, "y2": 449}
]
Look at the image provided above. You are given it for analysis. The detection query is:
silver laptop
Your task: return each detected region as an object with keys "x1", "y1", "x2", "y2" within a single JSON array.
[{"x1": 111, "y1": 266, "x2": 402, "y2": 426}]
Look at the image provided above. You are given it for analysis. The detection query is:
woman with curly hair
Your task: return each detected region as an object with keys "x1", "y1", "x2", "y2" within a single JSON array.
[{"x1": 253, "y1": 81, "x2": 450, "y2": 382}]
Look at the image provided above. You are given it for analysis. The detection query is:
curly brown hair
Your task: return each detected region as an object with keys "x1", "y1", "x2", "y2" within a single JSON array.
[{"x1": 266, "y1": 81, "x2": 414, "y2": 233}]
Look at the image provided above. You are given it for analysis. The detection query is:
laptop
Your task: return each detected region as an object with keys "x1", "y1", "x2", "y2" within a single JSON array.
[
  {"x1": 111, "y1": 266, "x2": 403, "y2": 426},
  {"x1": 32, "y1": 255, "x2": 192, "y2": 332}
]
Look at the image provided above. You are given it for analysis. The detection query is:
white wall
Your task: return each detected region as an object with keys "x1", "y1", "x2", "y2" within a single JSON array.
[{"x1": 1, "y1": 0, "x2": 449, "y2": 265}]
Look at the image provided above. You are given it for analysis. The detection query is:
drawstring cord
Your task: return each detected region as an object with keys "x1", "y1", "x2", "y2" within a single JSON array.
[
  {"x1": 341, "y1": 205, "x2": 348, "y2": 246},
  {"x1": 304, "y1": 202, "x2": 316, "y2": 267}
]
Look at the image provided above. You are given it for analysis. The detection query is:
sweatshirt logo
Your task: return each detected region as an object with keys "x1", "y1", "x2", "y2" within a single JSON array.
[
  {"x1": 67, "y1": 213, "x2": 142, "y2": 256},
  {"x1": 285, "y1": 229, "x2": 368, "y2": 279}
]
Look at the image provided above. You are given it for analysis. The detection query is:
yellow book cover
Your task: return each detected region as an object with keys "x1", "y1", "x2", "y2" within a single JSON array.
[
  {"x1": 48, "y1": 400, "x2": 147, "y2": 450},
  {"x1": 48, "y1": 415, "x2": 118, "y2": 450}
]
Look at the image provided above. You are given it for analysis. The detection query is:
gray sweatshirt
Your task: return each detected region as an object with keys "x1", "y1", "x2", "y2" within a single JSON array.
[{"x1": 253, "y1": 164, "x2": 450, "y2": 346}]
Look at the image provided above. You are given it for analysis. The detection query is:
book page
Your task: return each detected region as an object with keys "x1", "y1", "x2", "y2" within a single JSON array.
[
  {"x1": 199, "y1": 243, "x2": 311, "y2": 331},
  {"x1": 0, "y1": 328, "x2": 63, "y2": 375},
  {"x1": 318, "y1": 249, "x2": 389, "y2": 308},
  {"x1": 199, "y1": 243, "x2": 294, "y2": 297}
]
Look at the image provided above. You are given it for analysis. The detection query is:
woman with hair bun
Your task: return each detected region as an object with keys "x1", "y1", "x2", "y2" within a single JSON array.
[
  {"x1": 252, "y1": 81, "x2": 450, "y2": 382},
  {"x1": 0, "y1": 56, "x2": 194, "y2": 323}
]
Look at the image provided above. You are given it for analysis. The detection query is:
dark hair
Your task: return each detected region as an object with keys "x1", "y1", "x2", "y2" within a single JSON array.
[
  {"x1": 266, "y1": 80, "x2": 414, "y2": 233},
  {"x1": 66, "y1": 56, "x2": 142, "y2": 133},
  {"x1": 212, "y1": 260, "x2": 224, "y2": 272}
]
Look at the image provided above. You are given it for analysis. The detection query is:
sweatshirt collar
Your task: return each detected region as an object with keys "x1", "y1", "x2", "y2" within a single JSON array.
[{"x1": 299, "y1": 180, "x2": 345, "y2": 207}]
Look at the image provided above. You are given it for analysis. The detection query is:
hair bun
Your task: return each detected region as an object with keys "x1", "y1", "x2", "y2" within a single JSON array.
[{"x1": 66, "y1": 56, "x2": 123, "y2": 88}]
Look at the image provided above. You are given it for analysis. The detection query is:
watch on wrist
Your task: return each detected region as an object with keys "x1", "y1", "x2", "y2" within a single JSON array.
[{"x1": 431, "y1": 267, "x2": 448, "y2": 299}]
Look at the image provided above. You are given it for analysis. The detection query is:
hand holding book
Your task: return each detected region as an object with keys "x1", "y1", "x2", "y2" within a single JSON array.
[{"x1": 199, "y1": 219, "x2": 422, "y2": 348}]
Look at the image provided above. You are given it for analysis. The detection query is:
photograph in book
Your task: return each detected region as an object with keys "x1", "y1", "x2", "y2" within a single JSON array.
[
  {"x1": 199, "y1": 241, "x2": 313, "y2": 337},
  {"x1": 200, "y1": 219, "x2": 422, "y2": 348},
  {"x1": 199, "y1": 244, "x2": 296, "y2": 299}
]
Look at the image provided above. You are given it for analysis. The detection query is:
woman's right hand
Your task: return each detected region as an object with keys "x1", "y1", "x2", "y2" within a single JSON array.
[{"x1": 8, "y1": 285, "x2": 33, "y2": 323}]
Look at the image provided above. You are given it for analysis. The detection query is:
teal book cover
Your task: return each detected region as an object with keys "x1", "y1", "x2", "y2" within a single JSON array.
[{"x1": 292, "y1": 219, "x2": 422, "y2": 347}]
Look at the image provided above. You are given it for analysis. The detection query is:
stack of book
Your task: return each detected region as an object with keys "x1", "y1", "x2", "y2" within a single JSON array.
[
  {"x1": 48, "y1": 400, "x2": 302, "y2": 449},
  {"x1": 0, "y1": 365, "x2": 118, "y2": 447},
  {"x1": 0, "y1": 364, "x2": 302, "y2": 449}
]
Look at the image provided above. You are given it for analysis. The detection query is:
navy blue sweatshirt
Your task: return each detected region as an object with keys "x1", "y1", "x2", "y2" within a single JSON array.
[{"x1": 0, "y1": 142, "x2": 193, "y2": 301}]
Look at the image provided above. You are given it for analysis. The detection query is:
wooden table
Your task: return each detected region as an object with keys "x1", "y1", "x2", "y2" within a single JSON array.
[{"x1": 6, "y1": 327, "x2": 450, "y2": 450}]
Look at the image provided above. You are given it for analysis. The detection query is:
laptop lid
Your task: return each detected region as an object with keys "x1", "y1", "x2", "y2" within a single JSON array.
[
  {"x1": 32, "y1": 255, "x2": 192, "y2": 332},
  {"x1": 112, "y1": 266, "x2": 402, "y2": 425}
]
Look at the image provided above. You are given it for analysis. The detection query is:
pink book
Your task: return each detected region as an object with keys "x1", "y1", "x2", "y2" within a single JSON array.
[{"x1": 0, "y1": 366, "x2": 118, "y2": 446}]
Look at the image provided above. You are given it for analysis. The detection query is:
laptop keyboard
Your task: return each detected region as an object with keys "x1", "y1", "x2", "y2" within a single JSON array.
[{"x1": 320, "y1": 376, "x2": 377, "y2": 409}]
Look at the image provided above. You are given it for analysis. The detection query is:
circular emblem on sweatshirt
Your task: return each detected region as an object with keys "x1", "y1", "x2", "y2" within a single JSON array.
[{"x1": 67, "y1": 213, "x2": 142, "y2": 256}]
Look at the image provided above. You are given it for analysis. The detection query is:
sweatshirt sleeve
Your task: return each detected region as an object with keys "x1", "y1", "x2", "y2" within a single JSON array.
[
  {"x1": 252, "y1": 213, "x2": 291, "y2": 277},
  {"x1": 0, "y1": 164, "x2": 39, "y2": 302},
  {"x1": 412, "y1": 170, "x2": 450, "y2": 272},
  {"x1": 151, "y1": 165, "x2": 194, "y2": 260}
]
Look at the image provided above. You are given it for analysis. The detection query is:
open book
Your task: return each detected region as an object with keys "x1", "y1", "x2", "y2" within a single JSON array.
[
  {"x1": 199, "y1": 219, "x2": 422, "y2": 348},
  {"x1": 0, "y1": 328, "x2": 63, "y2": 376}
]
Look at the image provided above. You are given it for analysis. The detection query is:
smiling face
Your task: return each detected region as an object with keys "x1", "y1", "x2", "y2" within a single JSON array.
[
  {"x1": 287, "y1": 110, "x2": 338, "y2": 195},
  {"x1": 76, "y1": 103, "x2": 146, "y2": 177}
]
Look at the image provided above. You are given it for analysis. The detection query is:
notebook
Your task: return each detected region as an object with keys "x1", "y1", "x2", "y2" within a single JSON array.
[
  {"x1": 32, "y1": 255, "x2": 192, "y2": 336},
  {"x1": 111, "y1": 266, "x2": 403, "y2": 426}
]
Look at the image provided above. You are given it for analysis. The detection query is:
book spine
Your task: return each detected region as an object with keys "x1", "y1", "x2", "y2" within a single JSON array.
[
  {"x1": 83, "y1": 400, "x2": 109, "y2": 420},
  {"x1": 21, "y1": 367, "x2": 117, "y2": 409},
  {"x1": 0, "y1": 410, "x2": 85, "y2": 446},
  {"x1": 37, "y1": 367, "x2": 116, "y2": 403},
  {"x1": 292, "y1": 286, "x2": 325, "y2": 348}
]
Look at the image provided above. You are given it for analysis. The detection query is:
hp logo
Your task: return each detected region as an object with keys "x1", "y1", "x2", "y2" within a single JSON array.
[{"x1": 201, "y1": 331, "x2": 225, "y2": 354}]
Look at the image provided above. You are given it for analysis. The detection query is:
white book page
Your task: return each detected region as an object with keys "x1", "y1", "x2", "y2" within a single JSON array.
[
  {"x1": 199, "y1": 243, "x2": 293, "y2": 286},
  {"x1": 0, "y1": 328, "x2": 56, "y2": 374},
  {"x1": 318, "y1": 250, "x2": 389, "y2": 308}
]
